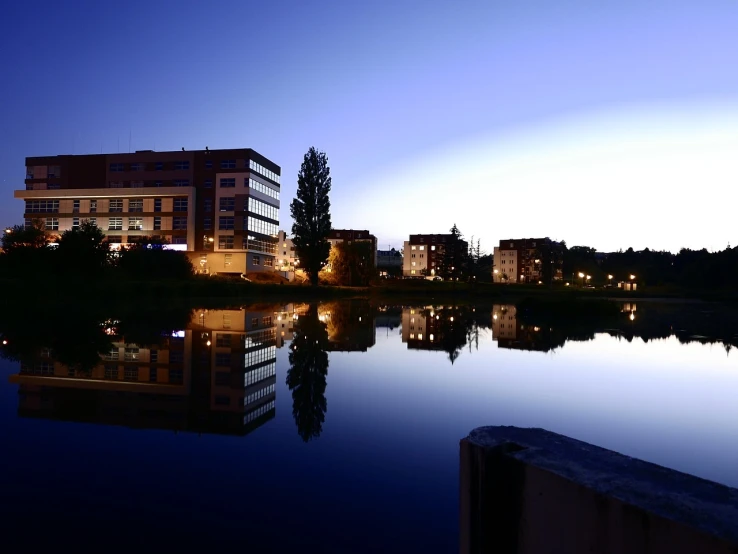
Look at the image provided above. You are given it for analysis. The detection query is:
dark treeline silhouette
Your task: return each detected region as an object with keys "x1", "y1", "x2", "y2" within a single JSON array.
[
  {"x1": 564, "y1": 244, "x2": 738, "y2": 288},
  {"x1": 0, "y1": 296, "x2": 194, "y2": 371},
  {"x1": 0, "y1": 220, "x2": 194, "y2": 285}
]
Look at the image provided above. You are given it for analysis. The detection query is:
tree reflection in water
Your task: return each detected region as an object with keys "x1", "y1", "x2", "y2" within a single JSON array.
[
  {"x1": 287, "y1": 303, "x2": 330, "y2": 442},
  {"x1": 0, "y1": 300, "x2": 194, "y2": 372}
]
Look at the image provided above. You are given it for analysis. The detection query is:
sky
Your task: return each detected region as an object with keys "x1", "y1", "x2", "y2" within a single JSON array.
[{"x1": 1, "y1": 0, "x2": 737, "y2": 253}]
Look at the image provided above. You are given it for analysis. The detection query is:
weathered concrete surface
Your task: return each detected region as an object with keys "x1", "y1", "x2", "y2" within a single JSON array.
[{"x1": 460, "y1": 426, "x2": 738, "y2": 554}]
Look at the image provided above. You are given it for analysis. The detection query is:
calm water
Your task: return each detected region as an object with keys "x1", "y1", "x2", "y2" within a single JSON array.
[{"x1": 1, "y1": 300, "x2": 737, "y2": 551}]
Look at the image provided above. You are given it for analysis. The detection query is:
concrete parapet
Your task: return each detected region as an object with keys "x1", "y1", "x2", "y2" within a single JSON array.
[{"x1": 460, "y1": 426, "x2": 738, "y2": 554}]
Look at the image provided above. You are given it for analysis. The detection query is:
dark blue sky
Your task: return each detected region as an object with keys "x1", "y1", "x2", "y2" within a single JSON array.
[{"x1": 2, "y1": 0, "x2": 737, "y2": 251}]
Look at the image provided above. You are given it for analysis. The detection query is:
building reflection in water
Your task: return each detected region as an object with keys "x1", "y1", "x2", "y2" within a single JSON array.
[
  {"x1": 8, "y1": 307, "x2": 279, "y2": 436},
  {"x1": 401, "y1": 305, "x2": 482, "y2": 364}
]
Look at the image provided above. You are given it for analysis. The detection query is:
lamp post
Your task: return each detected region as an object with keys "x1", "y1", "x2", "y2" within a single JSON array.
[
  {"x1": 608, "y1": 274, "x2": 613, "y2": 286},
  {"x1": 578, "y1": 272, "x2": 584, "y2": 287}
]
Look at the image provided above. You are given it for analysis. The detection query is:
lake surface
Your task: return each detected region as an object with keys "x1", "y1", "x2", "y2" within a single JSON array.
[{"x1": 1, "y1": 299, "x2": 737, "y2": 552}]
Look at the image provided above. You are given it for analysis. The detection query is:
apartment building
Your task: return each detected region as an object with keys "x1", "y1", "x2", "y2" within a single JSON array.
[
  {"x1": 492, "y1": 237, "x2": 564, "y2": 283},
  {"x1": 275, "y1": 230, "x2": 298, "y2": 271},
  {"x1": 328, "y1": 229, "x2": 378, "y2": 266},
  {"x1": 15, "y1": 148, "x2": 281, "y2": 275},
  {"x1": 402, "y1": 233, "x2": 468, "y2": 278}
]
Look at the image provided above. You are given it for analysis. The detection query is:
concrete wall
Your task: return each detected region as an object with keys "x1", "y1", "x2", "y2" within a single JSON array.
[{"x1": 460, "y1": 426, "x2": 738, "y2": 554}]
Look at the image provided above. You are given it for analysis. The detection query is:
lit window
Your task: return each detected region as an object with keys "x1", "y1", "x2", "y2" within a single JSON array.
[
  {"x1": 419, "y1": 246, "x2": 424, "y2": 250},
  {"x1": 128, "y1": 198, "x2": 143, "y2": 212},
  {"x1": 431, "y1": 245, "x2": 435, "y2": 251},
  {"x1": 411, "y1": 246, "x2": 416, "y2": 250}
]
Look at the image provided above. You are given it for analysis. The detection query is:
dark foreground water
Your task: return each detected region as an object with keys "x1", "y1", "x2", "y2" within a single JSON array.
[{"x1": 1, "y1": 300, "x2": 737, "y2": 551}]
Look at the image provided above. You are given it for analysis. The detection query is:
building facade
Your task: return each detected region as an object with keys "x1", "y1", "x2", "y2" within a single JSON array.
[
  {"x1": 15, "y1": 148, "x2": 281, "y2": 275},
  {"x1": 492, "y1": 237, "x2": 564, "y2": 283},
  {"x1": 327, "y1": 229, "x2": 378, "y2": 266},
  {"x1": 402, "y1": 233, "x2": 467, "y2": 278}
]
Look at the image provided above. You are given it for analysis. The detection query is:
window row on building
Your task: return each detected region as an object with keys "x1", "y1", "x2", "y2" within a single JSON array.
[
  {"x1": 244, "y1": 383, "x2": 276, "y2": 407},
  {"x1": 25, "y1": 198, "x2": 188, "y2": 214},
  {"x1": 249, "y1": 160, "x2": 280, "y2": 184},
  {"x1": 244, "y1": 361, "x2": 277, "y2": 387},
  {"x1": 248, "y1": 179, "x2": 280, "y2": 202}
]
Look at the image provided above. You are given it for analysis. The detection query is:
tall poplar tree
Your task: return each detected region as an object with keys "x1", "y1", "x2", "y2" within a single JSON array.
[{"x1": 290, "y1": 147, "x2": 332, "y2": 286}]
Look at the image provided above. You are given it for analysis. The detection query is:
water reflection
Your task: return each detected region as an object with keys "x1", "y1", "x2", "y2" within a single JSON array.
[
  {"x1": 287, "y1": 304, "x2": 330, "y2": 442},
  {"x1": 402, "y1": 305, "x2": 486, "y2": 364},
  {"x1": 2, "y1": 299, "x2": 736, "y2": 442},
  {"x1": 3, "y1": 304, "x2": 279, "y2": 436}
]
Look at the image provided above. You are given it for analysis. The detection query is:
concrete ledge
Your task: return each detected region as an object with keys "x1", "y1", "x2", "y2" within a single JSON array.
[{"x1": 460, "y1": 426, "x2": 738, "y2": 554}]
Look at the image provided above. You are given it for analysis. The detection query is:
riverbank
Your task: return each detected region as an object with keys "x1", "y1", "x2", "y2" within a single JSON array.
[{"x1": 3, "y1": 276, "x2": 736, "y2": 305}]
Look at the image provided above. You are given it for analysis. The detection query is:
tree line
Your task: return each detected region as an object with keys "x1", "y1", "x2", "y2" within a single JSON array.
[
  {"x1": 0, "y1": 220, "x2": 194, "y2": 282},
  {"x1": 563, "y1": 244, "x2": 738, "y2": 288}
]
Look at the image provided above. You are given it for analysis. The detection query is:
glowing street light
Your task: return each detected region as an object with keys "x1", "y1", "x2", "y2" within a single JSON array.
[{"x1": 630, "y1": 274, "x2": 636, "y2": 280}]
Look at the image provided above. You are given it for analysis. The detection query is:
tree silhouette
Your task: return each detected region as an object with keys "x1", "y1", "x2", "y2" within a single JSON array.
[
  {"x1": 286, "y1": 303, "x2": 330, "y2": 441},
  {"x1": 290, "y1": 147, "x2": 332, "y2": 286}
]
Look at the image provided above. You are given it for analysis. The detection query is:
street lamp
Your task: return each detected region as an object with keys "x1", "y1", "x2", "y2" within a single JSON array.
[
  {"x1": 608, "y1": 274, "x2": 613, "y2": 286},
  {"x1": 4, "y1": 228, "x2": 11, "y2": 234},
  {"x1": 630, "y1": 274, "x2": 636, "y2": 280},
  {"x1": 578, "y1": 272, "x2": 584, "y2": 287}
]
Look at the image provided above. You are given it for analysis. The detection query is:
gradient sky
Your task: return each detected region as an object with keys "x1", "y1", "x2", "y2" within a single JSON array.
[{"x1": 1, "y1": 0, "x2": 737, "y2": 253}]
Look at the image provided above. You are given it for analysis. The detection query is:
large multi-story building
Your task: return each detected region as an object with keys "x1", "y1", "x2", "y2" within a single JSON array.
[
  {"x1": 492, "y1": 237, "x2": 564, "y2": 284},
  {"x1": 402, "y1": 233, "x2": 468, "y2": 278},
  {"x1": 15, "y1": 148, "x2": 281, "y2": 275}
]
